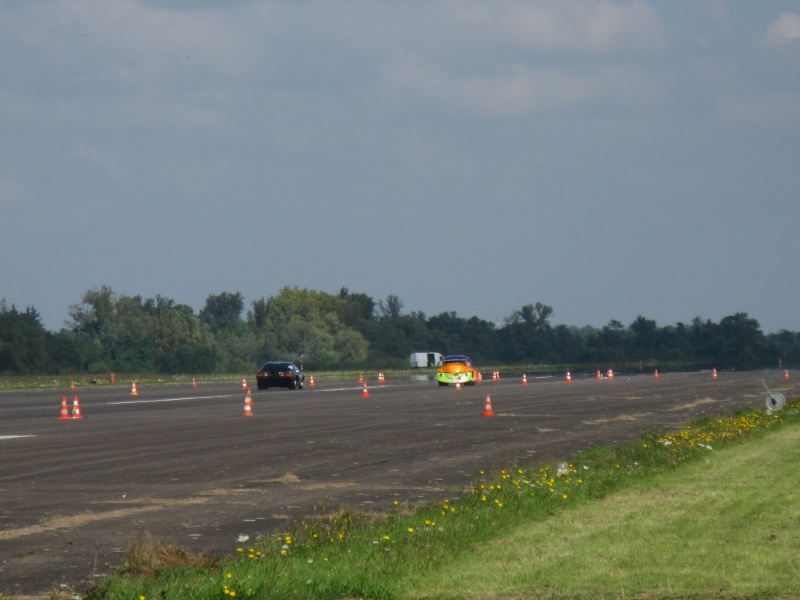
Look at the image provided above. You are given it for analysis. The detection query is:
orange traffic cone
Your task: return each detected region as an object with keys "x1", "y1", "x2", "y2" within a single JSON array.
[
  {"x1": 491, "y1": 371, "x2": 497, "y2": 381},
  {"x1": 192, "y1": 376, "x2": 197, "y2": 388},
  {"x1": 712, "y1": 368, "x2": 718, "y2": 379},
  {"x1": 565, "y1": 371, "x2": 572, "y2": 383},
  {"x1": 483, "y1": 394, "x2": 495, "y2": 417},
  {"x1": 607, "y1": 369, "x2": 614, "y2": 380},
  {"x1": 378, "y1": 372, "x2": 385, "y2": 384},
  {"x1": 71, "y1": 396, "x2": 84, "y2": 419},
  {"x1": 131, "y1": 382, "x2": 138, "y2": 396},
  {"x1": 785, "y1": 369, "x2": 790, "y2": 381},
  {"x1": 242, "y1": 390, "x2": 254, "y2": 416},
  {"x1": 477, "y1": 371, "x2": 483, "y2": 383},
  {"x1": 242, "y1": 378, "x2": 248, "y2": 389},
  {"x1": 361, "y1": 382, "x2": 370, "y2": 397},
  {"x1": 358, "y1": 372, "x2": 364, "y2": 385},
  {"x1": 70, "y1": 378, "x2": 76, "y2": 391},
  {"x1": 654, "y1": 369, "x2": 660, "y2": 380},
  {"x1": 58, "y1": 396, "x2": 71, "y2": 420},
  {"x1": 309, "y1": 375, "x2": 316, "y2": 387},
  {"x1": 522, "y1": 373, "x2": 528, "y2": 385},
  {"x1": 596, "y1": 370, "x2": 602, "y2": 381}
]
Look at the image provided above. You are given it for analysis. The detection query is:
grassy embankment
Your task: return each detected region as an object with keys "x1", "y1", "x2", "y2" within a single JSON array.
[
  {"x1": 0, "y1": 371, "x2": 360, "y2": 392},
  {"x1": 76, "y1": 393, "x2": 800, "y2": 600}
]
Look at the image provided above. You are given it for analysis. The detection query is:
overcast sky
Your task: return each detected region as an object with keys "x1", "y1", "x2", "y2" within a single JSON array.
[{"x1": 2, "y1": 1, "x2": 799, "y2": 334}]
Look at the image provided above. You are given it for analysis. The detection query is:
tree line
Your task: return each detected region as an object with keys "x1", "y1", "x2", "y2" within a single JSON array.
[{"x1": 1, "y1": 287, "x2": 798, "y2": 375}]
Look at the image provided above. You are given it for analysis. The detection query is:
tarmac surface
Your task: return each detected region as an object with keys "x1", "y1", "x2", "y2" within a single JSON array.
[{"x1": 0, "y1": 369, "x2": 796, "y2": 597}]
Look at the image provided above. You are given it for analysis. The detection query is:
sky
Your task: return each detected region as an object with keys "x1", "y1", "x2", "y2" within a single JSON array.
[{"x1": 2, "y1": 1, "x2": 799, "y2": 334}]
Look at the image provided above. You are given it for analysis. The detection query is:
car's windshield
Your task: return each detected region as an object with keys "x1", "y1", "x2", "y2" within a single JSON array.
[
  {"x1": 261, "y1": 362, "x2": 295, "y2": 371},
  {"x1": 442, "y1": 355, "x2": 471, "y2": 366}
]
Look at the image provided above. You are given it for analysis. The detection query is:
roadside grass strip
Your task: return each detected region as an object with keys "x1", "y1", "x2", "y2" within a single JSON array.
[{"x1": 86, "y1": 399, "x2": 800, "y2": 600}]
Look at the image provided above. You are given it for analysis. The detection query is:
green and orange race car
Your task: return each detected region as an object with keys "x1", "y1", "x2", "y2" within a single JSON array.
[{"x1": 436, "y1": 354, "x2": 478, "y2": 386}]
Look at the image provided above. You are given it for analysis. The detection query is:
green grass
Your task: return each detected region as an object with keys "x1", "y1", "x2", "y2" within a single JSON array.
[
  {"x1": 0, "y1": 371, "x2": 360, "y2": 392},
  {"x1": 81, "y1": 399, "x2": 800, "y2": 600},
  {"x1": 400, "y1": 424, "x2": 800, "y2": 599}
]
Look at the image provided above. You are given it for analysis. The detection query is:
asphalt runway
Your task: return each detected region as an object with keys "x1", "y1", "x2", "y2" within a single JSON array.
[{"x1": 1, "y1": 370, "x2": 796, "y2": 596}]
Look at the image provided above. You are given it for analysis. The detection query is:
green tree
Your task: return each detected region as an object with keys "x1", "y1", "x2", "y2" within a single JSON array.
[
  {"x1": 247, "y1": 287, "x2": 368, "y2": 368},
  {"x1": 0, "y1": 301, "x2": 49, "y2": 374},
  {"x1": 630, "y1": 316, "x2": 658, "y2": 360},
  {"x1": 200, "y1": 292, "x2": 245, "y2": 334}
]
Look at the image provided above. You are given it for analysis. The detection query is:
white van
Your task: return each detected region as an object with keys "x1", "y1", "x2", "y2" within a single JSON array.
[{"x1": 409, "y1": 352, "x2": 443, "y2": 368}]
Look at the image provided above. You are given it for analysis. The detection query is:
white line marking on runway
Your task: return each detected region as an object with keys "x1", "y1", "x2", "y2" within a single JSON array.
[
  {"x1": 107, "y1": 394, "x2": 237, "y2": 405},
  {"x1": 0, "y1": 435, "x2": 37, "y2": 439}
]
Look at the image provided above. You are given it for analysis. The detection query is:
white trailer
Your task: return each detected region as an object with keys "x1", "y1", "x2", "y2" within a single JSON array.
[{"x1": 409, "y1": 352, "x2": 443, "y2": 368}]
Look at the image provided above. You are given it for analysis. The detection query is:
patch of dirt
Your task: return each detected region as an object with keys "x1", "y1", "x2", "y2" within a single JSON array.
[
  {"x1": 666, "y1": 397, "x2": 717, "y2": 411},
  {"x1": 583, "y1": 412, "x2": 648, "y2": 425},
  {"x1": 0, "y1": 507, "x2": 164, "y2": 541}
]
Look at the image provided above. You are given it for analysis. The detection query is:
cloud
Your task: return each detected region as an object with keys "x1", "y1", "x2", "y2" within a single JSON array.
[
  {"x1": 450, "y1": 0, "x2": 668, "y2": 54},
  {"x1": 1, "y1": 1, "x2": 266, "y2": 128},
  {"x1": 75, "y1": 145, "x2": 130, "y2": 181},
  {"x1": 763, "y1": 12, "x2": 800, "y2": 47},
  {"x1": 717, "y1": 92, "x2": 800, "y2": 127},
  {"x1": 377, "y1": 1, "x2": 668, "y2": 118},
  {"x1": 13, "y1": 0, "x2": 263, "y2": 82},
  {"x1": 385, "y1": 58, "x2": 663, "y2": 118},
  {"x1": 0, "y1": 176, "x2": 29, "y2": 209}
]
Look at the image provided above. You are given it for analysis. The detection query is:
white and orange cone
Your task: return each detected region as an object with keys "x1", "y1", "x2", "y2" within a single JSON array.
[
  {"x1": 522, "y1": 373, "x2": 528, "y2": 385},
  {"x1": 361, "y1": 382, "x2": 370, "y2": 397},
  {"x1": 378, "y1": 372, "x2": 385, "y2": 384},
  {"x1": 565, "y1": 371, "x2": 572, "y2": 383},
  {"x1": 242, "y1": 389, "x2": 254, "y2": 417},
  {"x1": 654, "y1": 369, "x2": 660, "y2": 380},
  {"x1": 712, "y1": 368, "x2": 718, "y2": 379},
  {"x1": 483, "y1": 394, "x2": 495, "y2": 417},
  {"x1": 131, "y1": 382, "x2": 139, "y2": 396},
  {"x1": 71, "y1": 396, "x2": 84, "y2": 419},
  {"x1": 58, "y1": 396, "x2": 71, "y2": 420},
  {"x1": 309, "y1": 375, "x2": 316, "y2": 387}
]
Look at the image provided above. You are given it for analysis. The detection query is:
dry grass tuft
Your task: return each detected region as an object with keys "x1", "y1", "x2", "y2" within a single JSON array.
[{"x1": 122, "y1": 529, "x2": 219, "y2": 577}]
